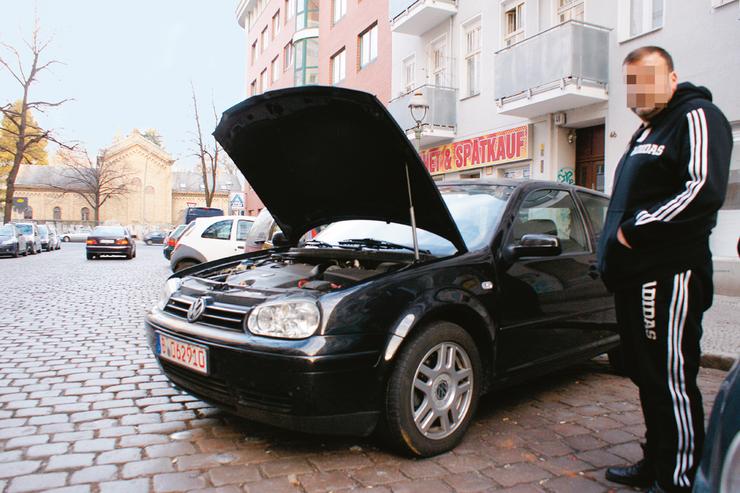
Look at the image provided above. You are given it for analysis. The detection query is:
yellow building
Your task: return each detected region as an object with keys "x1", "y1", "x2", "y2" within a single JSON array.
[{"x1": 10, "y1": 130, "x2": 242, "y2": 236}]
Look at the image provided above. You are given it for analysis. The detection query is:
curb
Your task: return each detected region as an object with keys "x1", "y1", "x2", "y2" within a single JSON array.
[{"x1": 700, "y1": 352, "x2": 737, "y2": 371}]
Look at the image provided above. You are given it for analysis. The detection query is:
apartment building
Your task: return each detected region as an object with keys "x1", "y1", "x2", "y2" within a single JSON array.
[
  {"x1": 235, "y1": 0, "x2": 391, "y2": 214},
  {"x1": 388, "y1": 0, "x2": 739, "y2": 292}
]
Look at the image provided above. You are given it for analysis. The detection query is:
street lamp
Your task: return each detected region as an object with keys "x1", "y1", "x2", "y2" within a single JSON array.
[{"x1": 408, "y1": 89, "x2": 429, "y2": 153}]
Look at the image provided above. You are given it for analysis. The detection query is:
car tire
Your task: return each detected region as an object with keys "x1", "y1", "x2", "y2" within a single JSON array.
[
  {"x1": 13, "y1": 245, "x2": 20, "y2": 258},
  {"x1": 62, "y1": 236, "x2": 70, "y2": 242},
  {"x1": 86, "y1": 253, "x2": 95, "y2": 260},
  {"x1": 145, "y1": 240, "x2": 152, "y2": 246},
  {"x1": 608, "y1": 346, "x2": 627, "y2": 376},
  {"x1": 174, "y1": 260, "x2": 198, "y2": 272},
  {"x1": 381, "y1": 321, "x2": 482, "y2": 457}
]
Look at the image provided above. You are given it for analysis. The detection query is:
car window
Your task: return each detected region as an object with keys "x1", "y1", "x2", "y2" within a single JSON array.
[
  {"x1": 511, "y1": 189, "x2": 589, "y2": 254},
  {"x1": 236, "y1": 220, "x2": 253, "y2": 241},
  {"x1": 201, "y1": 220, "x2": 233, "y2": 240},
  {"x1": 577, "y1": 192, "x2": 609, "y2": 243},
  {"x1": 93, "y1": 226, "x2": 125, "y2": 236}
]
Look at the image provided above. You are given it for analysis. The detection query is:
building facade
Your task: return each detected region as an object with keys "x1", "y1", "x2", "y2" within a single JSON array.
[
  {"x1": 236, "y1": 0, "x2": 392, "y2": 214},
  {"x1": 388, "y1": 0, "x2": 739, "y2": 293},
  {"x1": 11, "y1": 130, "x2": 242, "y2": 236}
]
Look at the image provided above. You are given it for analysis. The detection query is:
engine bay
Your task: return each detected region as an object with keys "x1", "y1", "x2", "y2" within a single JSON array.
[{"x1": 196, "y1": 249, "x2": 413, "y2": 292}]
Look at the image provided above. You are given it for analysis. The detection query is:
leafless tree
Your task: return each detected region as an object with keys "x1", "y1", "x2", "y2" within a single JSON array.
[
  {"x1": 190, "y1": 83, "x2": 223, "y2": 207},
  {"x1": 50, "y1": 148, "x2": 134, "y2": 223},
  {"x1": 0, "y1": 18, "x2": 75, "y2": 222}
]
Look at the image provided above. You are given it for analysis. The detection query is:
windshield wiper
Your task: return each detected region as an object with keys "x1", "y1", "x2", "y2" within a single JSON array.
[
  {"x1": 304, "y1": 239, "x2": 336, "y2": 248},
  {"x1": 338, "y1": 238, "x2": 431, "y2": 255}
]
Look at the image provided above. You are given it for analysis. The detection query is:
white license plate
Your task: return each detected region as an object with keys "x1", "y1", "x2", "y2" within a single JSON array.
[
  {"x1": 157, "y1": 333, "x2": 208, "y2": 374},
  {"x1": 100, "y1": 239, "x2": 114, "y2": 244}
]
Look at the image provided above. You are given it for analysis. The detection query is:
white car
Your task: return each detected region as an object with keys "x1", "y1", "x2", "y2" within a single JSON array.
[{"x1": 169, "y1": 215, "x2": 256, "y2": 272}]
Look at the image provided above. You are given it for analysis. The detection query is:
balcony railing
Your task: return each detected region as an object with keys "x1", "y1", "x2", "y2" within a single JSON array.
[
  {"x1": 388, "y1": 84, "x2": 457, "y2": 145},
  {"x1": 389, "y1": 0, "x2": 457, "y2": 36},
  {"x1": 494, "y1": 21, "x2": 610, "y2": 109}
]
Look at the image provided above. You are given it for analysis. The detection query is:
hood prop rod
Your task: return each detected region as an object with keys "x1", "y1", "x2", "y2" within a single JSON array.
[{"x1": 404, "y1": 162, "x2": 420, "y2": 261}]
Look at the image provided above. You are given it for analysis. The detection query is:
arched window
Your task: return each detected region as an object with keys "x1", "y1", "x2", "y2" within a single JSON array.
[
  {"x1": 23, "y1": 206, "x2": 33, "y2": 219},
  {"x1": 81, "y1": 207, "x2": 90, "y2": 221},
  {"x1": 130, "y1": 177, "x2": 142, "y2": 191},
  {"x1": 53, "y1": 207, "x2": 62, "y2": 220}
]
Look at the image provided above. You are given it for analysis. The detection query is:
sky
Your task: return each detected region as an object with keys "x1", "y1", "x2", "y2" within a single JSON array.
[{"x1": 0, "y1": 0, "x2": 246, "y2": 168}]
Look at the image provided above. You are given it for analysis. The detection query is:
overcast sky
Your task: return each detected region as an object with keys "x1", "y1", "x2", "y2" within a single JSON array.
[{"x1": 0, "y1": 1, "x2": 246, "y2": 167}]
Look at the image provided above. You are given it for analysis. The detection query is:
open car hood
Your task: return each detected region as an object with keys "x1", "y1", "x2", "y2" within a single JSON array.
[{"x1": 213, "y1": 86, "x2": 467, "y2": 254}]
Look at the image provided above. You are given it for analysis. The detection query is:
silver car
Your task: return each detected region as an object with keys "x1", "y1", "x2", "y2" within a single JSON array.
[
  {"x1": 13, "y1": 222, "x2": 42, "y2": 254},
  {"x1": 60, "y1": 228, "x2": 92, "y2": 243},
  {"x1": 0, "y1": 224, "x2": 28, "y2": 257}
]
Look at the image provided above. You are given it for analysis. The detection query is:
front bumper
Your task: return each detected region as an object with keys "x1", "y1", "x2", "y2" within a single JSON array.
[
  {"x1": 86, "y1": 245, "x2": 132, "y2": 255},
  {"x1": 145, "y1": 309, "x2": 384, "y2": 436},
  {"x1": 0, "y1": 243, "x2": 17, "y2": 254}
]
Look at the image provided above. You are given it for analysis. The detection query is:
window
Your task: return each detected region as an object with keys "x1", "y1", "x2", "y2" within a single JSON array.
[
  {"x1": 331, "y1": 48, "x2": 346, "y2": 84},
  {"x1": 296, "y1": 0, "x2": 319, "y2": 30},
  {"x1": 557, "y1": 0, "x2": 584, "y2": 23},
  {"x1": 577, "y1": 192, "x2": 609, "y2": 242},
  {"x1": 273, "y1": 11, "x2": 281, "y2": 39},
  {"x1": 511, "y1": 189, "x2": 589, "y2": 254},
  {"x1": 283, "y1": 42, "x2": 293, "y2": 71},
  {"x1": 285, "y1": 0, "x2": 296, "y2": 23},
  {"x1": 626, "y1": 0, "x2": 664, "y2": 38},
  {"x1": 359, "y1": 23, "x2": 378, "y2": 68},
  {"x1": 81, "y1": 207, "x2": 90, "y2": 221},
  {"x1": 23, "y1": 206, "x2": 33, "y2": 219},
  {"x1": 402, "y1": 55, "x2": 415, "y2": 93},
  {"x1": 271, "y1": 56, "x2": 280, "y2": 82},
  {"x1": 53, "y1": 206, "x2": 62, "y2": 220},
  {"x1": 504, "y1": 2, "x2": 524, "y2": 46},
  {"x1": 711, "y1": 0, "x2": 736, "y2": 7},
  {"x1": 260, "y1": 69, "x2": 268, "y2": 92},
  {"x1": 250, "y1": 41, "x2": 257, "y2": 65},
  {"x1": 430, "y1": 37, "x2": 447, "y2": 86},
  {"x1": 260, "y1": 26, "x2": 268, "y2": 52},
  {"x1": 250, "y1": 79, "x2": 257, "y2": 96},
  {"x1": 333, "y1": 0, "x2": 347, "y2": 24},
  {"x1": 463, "y1": 19, "x2": 481, "y2": 97},
  {"x1": 294, "y1": 37, "x2": 319, "y2": 86},
  {"x1": 201, "y1": 220, "x2": 233, "y2": 240},
  {"x1": 236, "y1": 220, "x2": 254, "y2": 241}
]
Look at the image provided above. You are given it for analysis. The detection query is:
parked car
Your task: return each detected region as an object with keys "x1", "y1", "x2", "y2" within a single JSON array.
[
  {"x1": 13, "y1": 222, "x2": 41, "y2": 254},
  {"x1": 47, "y1": 224, "x2": 61, "y2": 250},
  {"x1": 38, "y1": 224, "x2": 53, "y2": 251},
  {"x1": 61, "y1": 228, "x2": 92, "y2": 242},
  {"x1": 169, "y1": 215, "x2": 256, "y2": 272},
  {"x1": 144, "y1": 231, "x2": 168, "y2": 245},
  {"x1": 146, "y1": 87, "x2": 619, "y2": 457},
  {"x1": 180, "y1": 207, "x2": 224, "y2": 225},
  {"x1": 85, "y1": 225, "x2": 136, "y2": 260},
  {"x1": 163, "y1": 224, "x2": 188, "y2": 260},
  {"x1": 0, "y1": 224, "x2": 28, "y2": 257},
  {"x1": 244, "y1": 209, "x2": 324, "y2": 253},
  {"x1": 693, "y1": 359, "x2": 740, "y2": 493}
]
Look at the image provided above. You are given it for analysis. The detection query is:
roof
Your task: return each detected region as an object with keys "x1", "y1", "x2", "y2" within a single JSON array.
[{"x1": 171, "y1": 171, "x2": 243, "y2": 193}]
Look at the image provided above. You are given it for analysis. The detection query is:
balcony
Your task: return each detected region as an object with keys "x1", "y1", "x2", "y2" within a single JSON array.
[
  {"x1": 388, "y1": 84, "x2": 457, "y2": 147},
  {"x1": 494, "y1": 21, "x2": 610, "y2": 118},
  {"x1": 390, "y1": 0, "x2": 457, "y2": 36}
]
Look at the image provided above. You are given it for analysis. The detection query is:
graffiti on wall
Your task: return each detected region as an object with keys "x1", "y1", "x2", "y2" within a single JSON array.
[{"x1": 557, "y1": 167, "x2": 575, "y2": 184}]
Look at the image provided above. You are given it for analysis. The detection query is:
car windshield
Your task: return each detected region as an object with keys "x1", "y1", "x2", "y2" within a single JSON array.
[
  {"x1": 0, "y1": 225, "x2": 14, "y2": 236},
  {"x1": 93, "y1": 226, "x2": 126, "y2": 236},
  {"x1": 38, "y1": 225, "x2": 48, "y2": 234},
  {"x1": 15, "y1": 224, "x2": 32, "y2": 235},
  {"x1": 313, "y1": 184, "x2": 514, "y2": 256}
]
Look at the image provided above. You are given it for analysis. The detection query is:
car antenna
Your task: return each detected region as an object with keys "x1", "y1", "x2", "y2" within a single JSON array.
[{"x1": 404, "y1": 162, "x2": 420, "y2": 261}]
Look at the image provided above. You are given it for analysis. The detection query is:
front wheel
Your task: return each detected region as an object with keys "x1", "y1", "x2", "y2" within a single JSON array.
[
  {"x1": 13, "y1": 245, "x2": 20, "y2": 258},
  {"x1": 382, "y1": 321, "x2": 482, "y2": 457},
  {"x1": 62, "y1": 236, "x2": 70, "y2": 242}
]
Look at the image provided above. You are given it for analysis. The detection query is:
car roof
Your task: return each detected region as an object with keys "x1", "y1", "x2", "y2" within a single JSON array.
[{"x1": 438, "y1": 177, "x2": 610, "y2": 199}]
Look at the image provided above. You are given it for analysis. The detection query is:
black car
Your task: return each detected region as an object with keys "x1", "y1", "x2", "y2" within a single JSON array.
[
  {"x1": 163, "y1": 224, "x2": 189, "y2": 260},
  {"x1": 180, "y1": 207, "x2": 224, "y2": 225},
  {"x1": 144, "y1": 231, "x2": 168, "y2": 245},
  {"x1": 145, "y1": 86, "x2": 619, "y2": 457},
  {"x1": 86, "y1": 226, "x2": 136, "y2": 260}
]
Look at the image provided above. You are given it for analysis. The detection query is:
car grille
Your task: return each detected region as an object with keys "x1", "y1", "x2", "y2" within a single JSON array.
[{"x1": 164, "y1": 296, "x2": 248, "y2": 332}]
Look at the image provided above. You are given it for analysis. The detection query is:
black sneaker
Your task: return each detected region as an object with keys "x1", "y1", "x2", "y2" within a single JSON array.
[{"x1": 605, "y1": 459, "x2": 654, "y2": 488}]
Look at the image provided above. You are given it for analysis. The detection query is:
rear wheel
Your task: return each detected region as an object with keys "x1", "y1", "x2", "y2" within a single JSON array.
[
  {"x1": 145, "y1": 240, "x2": 152, "y2": 245},
  {"x1": 381, "y1": 321, "x2": 481, "y2": 457},
  {"x1": 62, "y1": 236, "x2": 70, "y2": 242},
  {"x1": 174, "y1": 260, "x2": 198, "y2": 272}
]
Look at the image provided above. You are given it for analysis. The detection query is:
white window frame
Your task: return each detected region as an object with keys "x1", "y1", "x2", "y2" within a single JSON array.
[
  {"x1": 283, "y1": 42, "x2": 293, "y2": 71},
  {"x1": 285, "y1": 0, "x2": 296, "y2": 23},
  {"x1": 503, "y1": 1, "x2": 525, "y2": 47},
  {"x1": 402, "y1": 54, "x2": 416, "y2": 93},
  {"x1": 271, "y1": 56, "x2": 280, "y2": 82},
  {"x1": 359, "y1": 23, "x2": 378, "y2": 69},
  {"x1": 260, "y1": 26, "x2": 268, "y2": 52},
  {"x1": 462, "y1": 16, "x2": 481, "y2": 98},
  {"x1": 618, "y1": 0, "x2": 665, "y2": 42},
  {"x1": 260, "y1": 69, "x2": 268, "y2": 93},
  {"x1": 556, "y1": 0, "x2": 585, "y2": 24},
  {"x1": 331, "y1": 48, "x2": 346, "y2": 84},
  {"x1": 428, "y1": 34, "x2": 448, "y2": 87},
  {"x1": 272, "y1": 10, "x2": 280, "y2": 39},
  {"x1": 333, "y1": 0, "x2": 347, "y2": 24}
]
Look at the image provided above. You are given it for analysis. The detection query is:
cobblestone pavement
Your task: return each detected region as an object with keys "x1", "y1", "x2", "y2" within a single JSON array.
[
  {"x1": 0, "y1": 243, "x2": 729, "y2": 493},
  {"x1": 702, "y1": 295, "x2": 740, "y2": 360}
]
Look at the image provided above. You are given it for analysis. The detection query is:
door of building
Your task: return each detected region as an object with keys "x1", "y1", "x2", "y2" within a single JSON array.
[{"x1": 575, "y1": 124, "x2": 605, "y2": 192}]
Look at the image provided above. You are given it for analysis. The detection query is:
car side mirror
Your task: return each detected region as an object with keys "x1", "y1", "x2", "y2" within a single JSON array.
[
  {"x1": 506, "y1": 234, "x2": 562, "y2": 259},
  {"x1": 271, "y1": 231, "x2": 290, "y2": 247}
]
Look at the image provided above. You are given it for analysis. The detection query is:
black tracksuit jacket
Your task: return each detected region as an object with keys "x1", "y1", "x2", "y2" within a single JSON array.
[{"x1": 597, "y1": 82, "x2": 733, "y2": 292}]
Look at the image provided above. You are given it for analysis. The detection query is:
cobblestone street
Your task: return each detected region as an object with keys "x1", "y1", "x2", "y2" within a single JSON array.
[{"x1": 0, "y1": 243, "x2": 728, "y2": 493}]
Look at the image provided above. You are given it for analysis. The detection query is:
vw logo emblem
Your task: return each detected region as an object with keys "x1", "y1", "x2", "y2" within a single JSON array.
[{"x1": 187, "y1": 297, "x2": 208, "y2": 323}]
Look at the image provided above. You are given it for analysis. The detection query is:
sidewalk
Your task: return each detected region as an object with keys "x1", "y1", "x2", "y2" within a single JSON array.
[{"x1": 701, "y1": 294, "x2": 739, "y2": 370}]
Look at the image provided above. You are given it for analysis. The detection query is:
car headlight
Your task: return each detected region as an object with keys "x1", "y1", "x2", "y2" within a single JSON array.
[
  {"x1": 156, "y1": 278, "x2": 182, "y2": 310},
  {"x1": 246, "y1": 301, "x2": 320, "y2": 339}
]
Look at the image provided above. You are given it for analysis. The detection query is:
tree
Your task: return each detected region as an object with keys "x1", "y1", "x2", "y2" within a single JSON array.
[
  {"x1": 141, "y1": 128, "x2": 163, "y2": 148},
  {"x1": 0, "y1": 101, "x2": 48, "y2": 164},
  {"x1": 190, "y1": 83, "x2": 223, "y2": 207},
  {"x1": 0, "y1": 20, "x2": 73, "y2": 222},
  {"x1": 51, "y1": 148, "x2": 134, "y2": 223}
]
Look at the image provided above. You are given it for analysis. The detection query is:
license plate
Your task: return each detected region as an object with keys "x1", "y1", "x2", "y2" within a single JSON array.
[
  {"x1": 156, "y1": 333, "x2": 208, "y2": 374},
  {"x1": 100, "y1": 239, "x2": 114, "y2": 244}
]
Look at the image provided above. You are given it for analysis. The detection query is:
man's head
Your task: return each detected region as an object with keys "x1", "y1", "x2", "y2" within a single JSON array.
[{"x1": 623, "y1": 46, "x2": 678, "y2": 121}]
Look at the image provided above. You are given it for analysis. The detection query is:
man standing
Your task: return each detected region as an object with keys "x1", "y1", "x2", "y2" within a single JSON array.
[{"x1": 598, "y1": 46, "x2": 732, "y2": 493}]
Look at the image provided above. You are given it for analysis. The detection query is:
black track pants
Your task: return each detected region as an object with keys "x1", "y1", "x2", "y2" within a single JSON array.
[{"x1": 615, "y1": 266, "x2": 710, "y2": 492}]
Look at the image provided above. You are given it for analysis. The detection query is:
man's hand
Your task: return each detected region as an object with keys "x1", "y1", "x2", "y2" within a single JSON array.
[{"x1": 617, "y1": 227, "x2": 632, "y2": 249}]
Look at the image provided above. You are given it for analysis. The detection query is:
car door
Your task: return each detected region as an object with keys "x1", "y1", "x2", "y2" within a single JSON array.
[
  {"x1": 199, "y1": 219, "x2": 235, "y2": 261},
  {"x1": 496, "y1": 187, "x2": 604, "y2": 373},
  {"x1": 233, "y1": 219, "x2": 253, "y2": 254}
]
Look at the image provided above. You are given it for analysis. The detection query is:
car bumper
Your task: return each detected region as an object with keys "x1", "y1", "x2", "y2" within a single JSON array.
[
  {"x1": 0, "y1": 244, "x2": 17, "y2": 254},
  {"x1": 86, "y1": 245, "x2": 132, "y2": 255},
  {"x1": 144, "y1": 309, "x2": 383, "y2": 436}
]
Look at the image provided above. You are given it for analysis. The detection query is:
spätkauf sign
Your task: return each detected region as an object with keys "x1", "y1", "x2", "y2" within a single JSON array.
[{"x1": 421, "y1": 125, "x2": 529, "y2": 176}]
